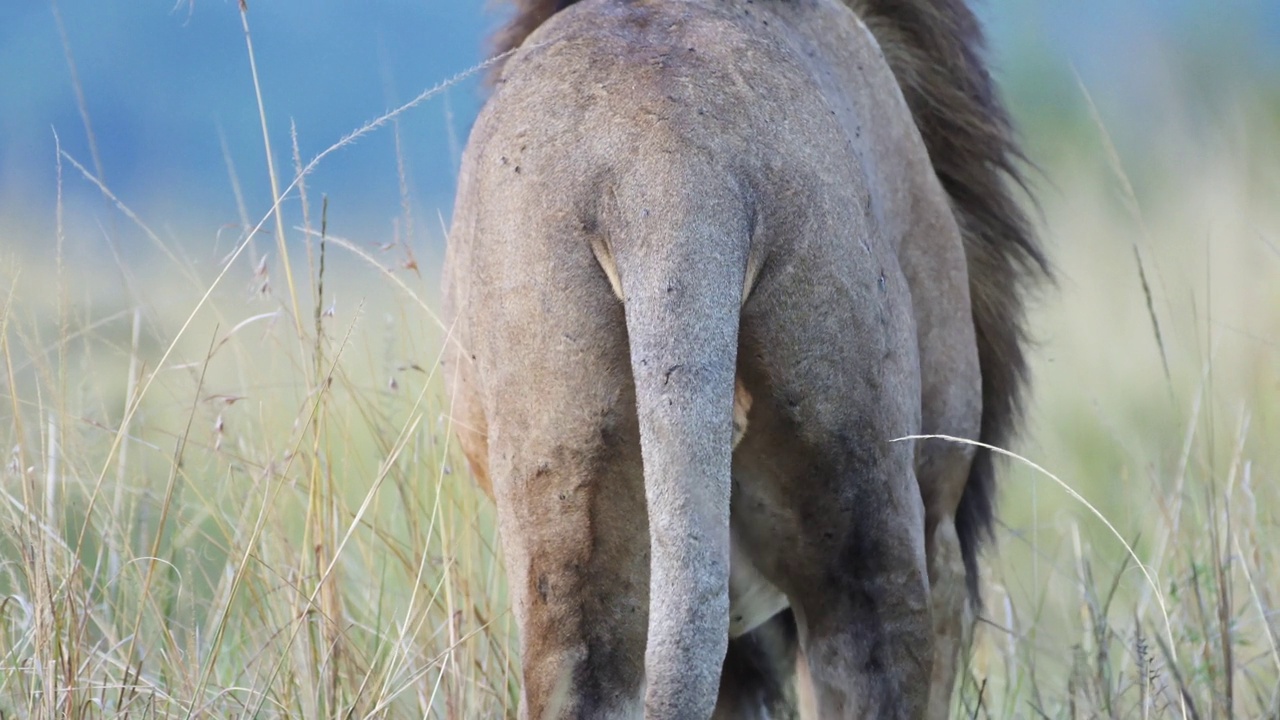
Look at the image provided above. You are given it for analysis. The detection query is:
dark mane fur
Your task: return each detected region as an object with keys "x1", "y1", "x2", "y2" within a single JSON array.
[
  {"x1": 490, "y1": 0, "x2": 575, "y2": 62},
  {"x1": 488, "y1": 0, "x2": 1050, "y2": 607}
]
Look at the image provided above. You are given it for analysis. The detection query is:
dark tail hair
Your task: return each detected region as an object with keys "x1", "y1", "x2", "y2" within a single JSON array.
[{"x1": 489, "y1": 0, "x2": 575, "y2": 64}]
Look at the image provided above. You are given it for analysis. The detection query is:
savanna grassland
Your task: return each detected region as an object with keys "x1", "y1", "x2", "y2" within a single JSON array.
[{"x1": 1, "y1": 8, "x2": 1278, "y2": 720}]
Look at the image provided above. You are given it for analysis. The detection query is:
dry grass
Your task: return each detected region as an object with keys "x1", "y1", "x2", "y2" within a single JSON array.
[
  {"x1": 958, "y1": 91, "x2": 1280, "y2": 718},
  {"x1": 1, "y1": 6, "x2": 1278, "y2": 719}
]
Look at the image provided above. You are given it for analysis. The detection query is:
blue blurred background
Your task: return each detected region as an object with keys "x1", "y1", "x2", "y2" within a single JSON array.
[{"x1": 2, "y1": 0, "x2": 1278, "y2": 258}]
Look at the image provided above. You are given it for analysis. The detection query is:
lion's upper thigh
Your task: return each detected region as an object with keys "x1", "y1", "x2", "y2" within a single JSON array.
[
  {"x1": 735, "y1": 237, "x2": 924, "y2": 512},
  {"x1": 732, "y1": 244, "x2": 928, "y2": 599},
  {"x1": 443, "y1": 346, "x2": 493, "y2": 498},
  {"x1": 465, "y1": 248, "x2": 651, "y2": 716}
]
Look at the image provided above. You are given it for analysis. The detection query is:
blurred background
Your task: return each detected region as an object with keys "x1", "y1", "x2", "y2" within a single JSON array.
[
  {"x1": 2, "y1": 0, "x2": 1278, "y2": 255},
  {"x1": 1, "y1": 1, "x2": 1278, "y2": 716}
]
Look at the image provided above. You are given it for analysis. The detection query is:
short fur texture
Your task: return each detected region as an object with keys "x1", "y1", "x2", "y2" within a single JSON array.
[
  {"x1": 491, "y1": 0, "x2": 1048, "y2": 608},
  {"x1": 445, "y1": 0, "x2": 1047, "y2": 716}
]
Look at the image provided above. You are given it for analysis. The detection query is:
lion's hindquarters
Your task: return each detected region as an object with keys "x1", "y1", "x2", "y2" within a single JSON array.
[
  {"x1": 453, "y1": 125, "x2": 760, "y2": 716},
  {"x1": 446, "y1": 143, "x2": 659, "y2": 715}
]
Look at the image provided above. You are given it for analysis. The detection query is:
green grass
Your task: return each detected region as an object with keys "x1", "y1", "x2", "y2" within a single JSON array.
[
  {"x1": 2, "y1": 224, "x2": 521, "y2": 717},
  {"x1": 2, "y1": 9, "x2": 1279, "y2": 720},
  {"x1": 958, "y1": 93, "x2": 1280, "y2": 717}
]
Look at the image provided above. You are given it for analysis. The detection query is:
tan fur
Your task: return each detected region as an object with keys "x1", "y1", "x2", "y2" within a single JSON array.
[{"x1": 445, "y1": 0, "x2": 1045, "y2": 717}]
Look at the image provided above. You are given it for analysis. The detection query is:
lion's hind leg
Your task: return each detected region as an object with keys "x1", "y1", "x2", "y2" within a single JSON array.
[
  {"x1": 916, "y1": 428, "x2": 980, "y2": 720},
  {"x1": 732, "y1": 247, "x2": 932, "y2": 718},
  {"x1": 926, "y1": 515, "x2": 971, "y2": 720},
  {"x1": 732, "y1": 383, "x2": 933, "y2": 720},
  {"x1": 478, "y1": 272, "x2": 649, "y2": 719},
  {"x1": 714, "y1": 609, "x2": 799, "y2": 719},
  {"x1": 909, "y1": 253, "x2": 982, "y2": 718}
]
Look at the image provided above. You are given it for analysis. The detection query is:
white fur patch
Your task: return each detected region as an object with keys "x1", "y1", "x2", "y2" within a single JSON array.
[
  {"x1": 728, "y1": 535, "x2": 790, "y2": 638},
  {"x1": 590, "y1": 234, "x2": 625, "y2": 300}
]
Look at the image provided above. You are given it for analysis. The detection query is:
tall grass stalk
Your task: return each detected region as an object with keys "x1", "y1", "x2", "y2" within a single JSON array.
[{"x1": 1, "y1": 5, "x2": 1277, "y2": 719}]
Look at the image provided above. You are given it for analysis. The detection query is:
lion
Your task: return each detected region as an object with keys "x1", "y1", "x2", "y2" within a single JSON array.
[{"x1": 440, "y1": 0, "x2": 1047, "y2": 717}]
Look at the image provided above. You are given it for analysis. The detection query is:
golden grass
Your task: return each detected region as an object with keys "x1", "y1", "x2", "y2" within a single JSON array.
[
  {"x1": 1, "y1": 8, "x2": 1278, "y2": 718},
  {"x1": 2, "y1": 236, "x2": 519, "y2": 717}
]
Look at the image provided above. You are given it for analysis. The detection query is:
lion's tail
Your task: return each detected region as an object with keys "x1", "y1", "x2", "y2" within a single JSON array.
[{"x1": 611, "y1": 162, "x2": 749, "y2": 717}]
